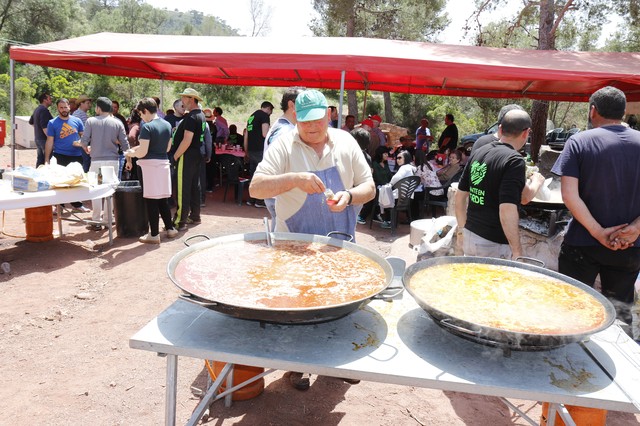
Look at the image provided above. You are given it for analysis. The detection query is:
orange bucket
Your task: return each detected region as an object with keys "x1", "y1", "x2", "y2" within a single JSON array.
[
  {"x1": 24, "y1": 206, "x2": 54, "y2": 242},
  {"x1": 210, "y1": 361, "x2": 264, "y2": 401},
  {"x1": 541, "y1": 402, "x2": 607, "y2": 426}
]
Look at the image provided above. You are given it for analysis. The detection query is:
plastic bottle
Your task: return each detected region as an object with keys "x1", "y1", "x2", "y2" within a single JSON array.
[{"x1": 98, "y1": 168, "x2": 103, "y2": 185}]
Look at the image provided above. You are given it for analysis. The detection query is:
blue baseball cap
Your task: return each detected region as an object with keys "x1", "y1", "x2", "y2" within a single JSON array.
[{"x1": 295, "y1": 89, "x2": 328, "y2": 122}]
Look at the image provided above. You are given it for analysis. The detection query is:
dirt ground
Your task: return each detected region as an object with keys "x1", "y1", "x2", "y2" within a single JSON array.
[{"x1": 1, "y1": 144, "x2": 639, "y2": 426}]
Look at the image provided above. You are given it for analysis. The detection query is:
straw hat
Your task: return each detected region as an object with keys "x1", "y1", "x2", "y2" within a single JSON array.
[{"x1": 178, "y1": 88, "x2": 203, "y2": 101}]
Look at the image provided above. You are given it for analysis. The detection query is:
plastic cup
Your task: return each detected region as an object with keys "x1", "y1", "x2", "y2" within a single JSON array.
[{"x1": 87, "y1": 171, "x2": 97, "y2": 185}]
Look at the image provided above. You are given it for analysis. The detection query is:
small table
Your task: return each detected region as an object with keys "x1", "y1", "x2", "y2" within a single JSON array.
[
  {"x1": 0, "y1": 183, "x2": 116, "y2": 245},
  {"x1": 130, "y1": 295, "x2": 640, "y2": 426},
  {"x1": 215, "y1": 147, "x2": 245, "y2": 158}
]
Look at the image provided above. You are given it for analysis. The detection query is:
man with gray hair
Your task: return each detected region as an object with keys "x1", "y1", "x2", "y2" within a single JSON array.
[
  {"x1": 552, "y1": 86, "x2": 640, "y2": 340},
  {"x1": 455, "y1": 109, "x2": 532, "y2": 259},
  {"x1": 81, "y1": 96, "x2": 129, "y2": 227}
]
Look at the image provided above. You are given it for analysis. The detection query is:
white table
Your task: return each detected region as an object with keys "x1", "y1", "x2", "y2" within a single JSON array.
[
  {"x1": 0, "y1": 183, "x2": 116, "y2": 245},
  {"x1": 130, "y1": 295, "x2": 640, "y2": 426}
]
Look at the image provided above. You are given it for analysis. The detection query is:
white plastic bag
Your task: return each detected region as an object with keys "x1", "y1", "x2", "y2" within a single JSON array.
[
  {"x1": 378, "y1": 183, "x2": 394, "y2": 212},
  {"x1": 415, "y1": 216, "x2": 457, "y2": 258}
]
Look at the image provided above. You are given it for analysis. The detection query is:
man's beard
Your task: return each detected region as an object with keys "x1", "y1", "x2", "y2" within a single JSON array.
[{"x1": 59, "y1": 111, "x2": 69, "y2": 118}]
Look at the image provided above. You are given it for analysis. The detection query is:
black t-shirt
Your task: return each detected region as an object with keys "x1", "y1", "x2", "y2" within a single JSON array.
[
  {"x1": 438, "y1": 123, "x2": 458, "y2": 153},
  {"x1": 471, "y1": 133, "x2": 498, "y2": 155},
  {"x1": 246, "y1": 109, "x2": 270, "y2": 153},
  {"x1": 33, "y1": 104, "x2": 53, "y2": 141},
  {"x1": 173, "y1": 109, "x2": 205, "y2": 153},
  {"x1": 458, "y1": 142, "x2": 525, "y2": 244}
]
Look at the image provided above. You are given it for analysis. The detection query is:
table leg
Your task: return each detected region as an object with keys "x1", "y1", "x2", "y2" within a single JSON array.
[
  {"x1": 186, "y1": 363, "x2": 233, "y2": 426},
  {"x1": 225, "y1": 365, "x2": 234, "y2": 407},
  {"x1": 165, "y1": 354, "x2": 178, "y2": 426},
  {"x1": 105, "y1": 195, "x2": 113, "y2": 246},
  {"x1": 56, "y1": 205, "x2": 63, "y2": 237}
]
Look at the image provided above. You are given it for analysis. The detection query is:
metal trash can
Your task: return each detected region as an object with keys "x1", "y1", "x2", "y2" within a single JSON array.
[{"x1": 113, "y1": 180, "x2": 148, "y2": 238}]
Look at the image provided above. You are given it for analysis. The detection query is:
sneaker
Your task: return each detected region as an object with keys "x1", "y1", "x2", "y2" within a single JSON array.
[
  {"x1": 246, "y1": 201, "x2": 255, "y2": 206},
  {"x1": 374, "y1": 214, "x2": 384, "y2": 223},
  {"x1": 176, "y1": 223, "x2": 188, "y2": 232},
  {"x1": 380, "y1": 221, "x2": 392, "y2": 229},
  {"x1": 186, "y1": 217, "x2": 202, "y2": 224},
  {"x1": 86, "y1": 224, "x2": 103, "y2": 231},
  {"x1": 341, "y1": 377, "x2": 361, "y2": 385},
  {"x1": 72, "y1": 205, "x2": 91, "y2": 214},
  {"x1": 288, "y1": 372, "x2": 310, "y2": 391},
  {"x1": 139, "y1": 233, "x2": 160, "y2": 244},
  {"x1": 254, "y1": 202, "x2": 266, "y2": 209},
  {"x1": 165, "y1": 228, "x2": 179, "y2": 238},
  {"x1": 357, "y1": 216, "x2": 367, "y2": 225}
]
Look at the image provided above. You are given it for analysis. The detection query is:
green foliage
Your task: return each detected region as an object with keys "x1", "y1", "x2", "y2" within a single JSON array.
[
  {"x1": 0, "y1": 74, "x2": 37, "y2": 116},
  {"x1": 312, "y1": 0, "x2": 447, "y2": 41}
]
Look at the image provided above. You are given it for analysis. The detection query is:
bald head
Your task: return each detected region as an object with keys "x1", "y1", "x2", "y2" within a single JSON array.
[{"x1": 500, "y1": 110, "x2": 532, "y2": 138}]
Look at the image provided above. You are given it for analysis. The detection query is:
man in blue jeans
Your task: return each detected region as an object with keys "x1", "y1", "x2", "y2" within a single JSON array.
[{"x1": 30, "y1": 92, "x2": 53, "y2": 168}]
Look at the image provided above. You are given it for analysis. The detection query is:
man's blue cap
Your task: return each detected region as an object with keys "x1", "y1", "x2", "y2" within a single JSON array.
[{"x1": 295, "y1": 89, "x2": 328, "y2": 122}]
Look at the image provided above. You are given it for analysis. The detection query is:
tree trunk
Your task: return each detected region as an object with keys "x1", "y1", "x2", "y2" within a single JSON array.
[
  {"x1": 345, "y1": 12, "x2": 358, "y2": 121},
  {"x1": 530, "y1": 101, "x2": 549, "y2": 162},
  {"x1": 530, "y1": 0, "x2": 556, "y2": 163},
  {"x1": 348, "y1": 90, "x2": 358, "y2": 119},
  {"x1": 383, "y1": 92, "x2": 393, "y2": 123}
]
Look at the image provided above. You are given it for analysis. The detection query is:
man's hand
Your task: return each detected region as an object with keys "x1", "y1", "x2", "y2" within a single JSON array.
[
  {"x1": 591, "y1": 223, "x2": 628, "y2": 250},
  {"x1": 327, "y1": 190, "x2": 350, "y2": 212},
  {"x1": 296, "y1": 172, "x2": 326, "y2": 194},
  {"x1": 609, "y1": 223, "x2": 639, "y2": 250}
]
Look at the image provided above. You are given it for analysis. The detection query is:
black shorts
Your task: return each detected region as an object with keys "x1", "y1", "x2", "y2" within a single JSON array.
[{"x1": 558, "y1": 243, "x2": 640, "y2": 303}]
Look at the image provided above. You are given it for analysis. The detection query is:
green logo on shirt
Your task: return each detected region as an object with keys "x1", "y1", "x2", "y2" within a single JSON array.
[
  {"x1": 469, "y1": 161, "x2": 487, "y2": 205},
  {"x1": 247, "y1": 115, "x2": 255, "y2": 132}
]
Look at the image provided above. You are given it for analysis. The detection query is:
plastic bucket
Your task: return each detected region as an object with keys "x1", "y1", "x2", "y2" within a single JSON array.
[
  {"x1": 211, "y1": 361, "x2": 265, "y2": 401},
  {"x1": 25, "y1": 206, "x2": 54, "y2": 242},
  {"x1": 540, "y1": 402, "x2": 607, "y2": 426}
]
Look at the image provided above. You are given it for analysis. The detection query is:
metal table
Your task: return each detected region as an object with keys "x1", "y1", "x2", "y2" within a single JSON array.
[
  {"x1": 0, "y1": 183, "x2": 116, "y2": 245},
  {"x1": 130, "y1": 295, "x2": 640, "y2": 426}
]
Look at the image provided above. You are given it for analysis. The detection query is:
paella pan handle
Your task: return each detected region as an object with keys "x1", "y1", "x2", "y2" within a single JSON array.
[
  {"x1": 514, "y1": 256, "x2": 545, "y2": 268},
  {"x1": 179, "y1": 293, "x2": 218, "y2": 307},
  {"x1": 184, "y1": 234, "x2": 210, "y2": 247},
  {"x1": 375, "y1": 256, "x2": 405, "y2": 300},
  {"x1": 439, "y1": 318, "x2": 481, "y2": 337},
  {"x1": 263, "y1": 217, "x2": 273, "y2": 247},
  {"x1": 326, "y1": 231, "x2": 354, "y2": 242}
]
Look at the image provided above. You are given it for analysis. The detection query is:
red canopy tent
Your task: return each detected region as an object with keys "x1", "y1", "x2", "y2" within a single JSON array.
[{"x1": 9, "y1": 32, "x2": 640, "y2": 102}]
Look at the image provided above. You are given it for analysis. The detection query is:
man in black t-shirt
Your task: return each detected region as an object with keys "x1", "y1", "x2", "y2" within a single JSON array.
[
  {"x1": 172, "y1": 88, "x2": 206, "y2": 231},
  {"x1": 30, "y1": 92, "x2": 53, "y2": 167},
  {"x1": 244, "y1": 100, "x2": 274, "y2": 206},
  {"x1": 455, "y1": 110, "x2": 530, "y2": 259},
  {"x1": 437, "y1": 113, "x2": 458, "y2": 153}
]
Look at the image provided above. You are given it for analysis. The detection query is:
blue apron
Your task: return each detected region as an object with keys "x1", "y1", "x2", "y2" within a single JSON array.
[{"x1": 285, "y1": 163, "x2": 357, "y2": 241}]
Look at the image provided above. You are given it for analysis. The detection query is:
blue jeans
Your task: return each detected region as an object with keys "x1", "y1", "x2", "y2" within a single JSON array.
[{"x1": 35, "y1": 139, "x2": 46, "y2": 168}]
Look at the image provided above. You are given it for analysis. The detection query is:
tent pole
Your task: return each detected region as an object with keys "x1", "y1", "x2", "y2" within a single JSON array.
[
  {"x1": 160, "y1": 77, "x2": 164, "y2": 113},
  {"x1": 338, "y1": 70, "x2": 345, "y2": 129},
  {"x1": 9, "y1": 58, "x2": 15, "y2": 169}
]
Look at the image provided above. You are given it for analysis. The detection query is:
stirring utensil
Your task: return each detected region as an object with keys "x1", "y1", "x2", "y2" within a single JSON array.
[{"x1": 263, "y1": 217, "x2": 273, "y2": 247}]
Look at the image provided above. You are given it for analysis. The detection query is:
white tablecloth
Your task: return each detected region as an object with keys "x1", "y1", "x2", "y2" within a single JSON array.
[{"x1": 0, "y1": 183, "x2": 115, "y2": 210}]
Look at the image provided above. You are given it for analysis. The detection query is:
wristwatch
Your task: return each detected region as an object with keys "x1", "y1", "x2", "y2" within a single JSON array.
[{"x1": 345, "y1": 190, "x2": 353, "y2": 205}]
